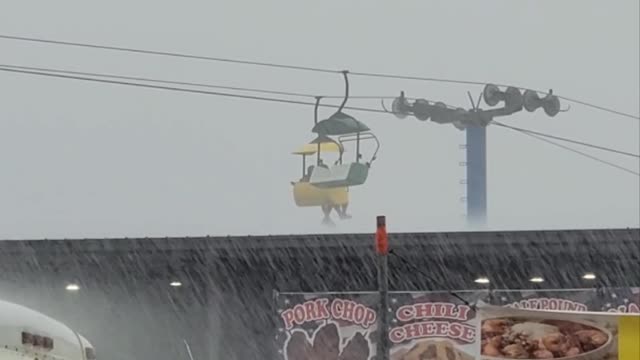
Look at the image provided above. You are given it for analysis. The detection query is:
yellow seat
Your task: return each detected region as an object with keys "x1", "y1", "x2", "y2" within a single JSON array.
[{"x1": 292, "y1": 182, "x2": 348, "y2": 207}]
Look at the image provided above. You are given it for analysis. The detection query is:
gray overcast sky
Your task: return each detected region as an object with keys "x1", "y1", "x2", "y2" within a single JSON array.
[{"x1": 0, "y1": 0, "x2": 638, "y2": 239}]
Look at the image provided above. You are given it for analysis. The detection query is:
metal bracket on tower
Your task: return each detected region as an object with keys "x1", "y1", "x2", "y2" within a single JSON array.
[{"x1": 381, "y1": 84, "x2": 565, "y2": 229}]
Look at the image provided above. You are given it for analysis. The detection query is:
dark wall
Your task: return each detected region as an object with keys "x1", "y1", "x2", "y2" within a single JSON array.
[{"x1": 0, "y1": 228, "x2": 638, "y2": 360}]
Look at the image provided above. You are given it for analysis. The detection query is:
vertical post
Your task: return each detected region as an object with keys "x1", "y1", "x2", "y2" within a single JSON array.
[
  {"x1": 302, "y1": 155, "x2": 306, "y2": 177},
  {"x1": 375, "y1": 216, "x2": 389, "y2": 360},
  {"x1": 465, "y1": 125, "x2": 487, "y2": 228},
  {"x1": 356, "y1": 132, "x2": 361, "y2": 163}
]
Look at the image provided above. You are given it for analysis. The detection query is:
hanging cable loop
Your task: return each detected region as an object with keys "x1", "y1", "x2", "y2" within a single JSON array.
[
  {"x1": 314, "y1": 96, "x2": 322, "y2": 125},
  {"x1": 337, "y1": 70, "x2": 350, "y2": 113}
]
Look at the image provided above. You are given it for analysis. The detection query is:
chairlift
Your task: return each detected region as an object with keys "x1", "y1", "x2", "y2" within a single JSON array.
[
  {"x1": 307, "y1": 72, "x2": 380, "y2": 189},
  {"x1": 290, "y1": 71, "x2": 380, "y2": 225}
]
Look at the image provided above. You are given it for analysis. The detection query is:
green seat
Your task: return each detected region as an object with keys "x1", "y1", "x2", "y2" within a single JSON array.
[{"x1": 310, "y1": 162, "x2": 369, "y2": 188}]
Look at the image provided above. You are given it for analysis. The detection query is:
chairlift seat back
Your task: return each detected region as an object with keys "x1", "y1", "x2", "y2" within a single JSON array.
[{"x1": 309, "y1": 162, "x2": 369, "y2": 188}]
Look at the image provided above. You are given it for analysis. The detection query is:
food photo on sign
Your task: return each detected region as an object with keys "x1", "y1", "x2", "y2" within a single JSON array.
[
  {"x1": 276, "y1": 292, "x2": 379, "y2": 360},
  {"x1": 477, "y1": 304, "x2": 640, "y2": 360},
  {"x1": 388, "y1": 291, "x2": 487, "y2": 360}
]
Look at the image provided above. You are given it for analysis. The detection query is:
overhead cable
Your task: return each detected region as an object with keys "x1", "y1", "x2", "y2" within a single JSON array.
[
  {"x1": 389, "y1": 250, "x2": 475, "y2": 309},
  {"x1": 1, "y1": 34, "x2": 637, "y2": 120},
  {"x1": 1, "y1": 65, "x2": 637, "y2": 176},
  {"x1": 0, "y1": 66, "x2": 388, "y2": 114},
  {"x1": 493, "y1": 122, "x2": 640, "y2": 159},
  {"x1": 498, "y1": 125, "x2": 640, "y2": 177},
  {"x1": 0, "y1": 34, "x2": 338, "y2": 74},
  {"x1": 0, "y1": 63, "x2": 395, "y2": 100}
]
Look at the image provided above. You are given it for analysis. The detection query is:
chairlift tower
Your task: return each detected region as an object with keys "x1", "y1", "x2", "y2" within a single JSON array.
[
  {"x1": 388, "y1": 84, "x2": 563, "y2": 228},
  {"x1": 465, "y1": 120, "x2": 487, "y2": 227}
]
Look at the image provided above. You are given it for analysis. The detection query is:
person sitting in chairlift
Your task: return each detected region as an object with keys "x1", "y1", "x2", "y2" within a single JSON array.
[
  {"x1": 335, "y1": 203, "x2": 352, "y2": 220},
  {"x1": 303, "y1": 165, "x2": 315, "y2": 182}
]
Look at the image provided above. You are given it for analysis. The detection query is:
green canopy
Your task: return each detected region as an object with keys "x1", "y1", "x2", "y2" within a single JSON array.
[{"x1": 312, "y1": 112, "x2": 370, "y2": 135}]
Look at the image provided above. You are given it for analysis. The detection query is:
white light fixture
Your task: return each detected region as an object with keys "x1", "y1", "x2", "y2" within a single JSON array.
[
  {"x1": 170, "y1": 281, "x2": 182, "y2": 287},
  {"x1": 582, "y1": 273, "x2": 596, "y2": 280},
  {"x1": 474, "y1": 277, "x2": 490, "y2": 284},
  {"x1": 65, "y1": 284, "x2": 80, "y2": 291},
  {"x1": 529, "y1": 276, "x2": 545, "y2": 283}
]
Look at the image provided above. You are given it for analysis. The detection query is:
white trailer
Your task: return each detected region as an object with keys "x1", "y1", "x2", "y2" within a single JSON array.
[{"x1": 0, "y1": 299, "x2": 95, "y2": 360}]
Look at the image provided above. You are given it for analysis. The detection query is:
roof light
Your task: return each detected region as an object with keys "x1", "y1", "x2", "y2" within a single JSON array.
[
  {"x1": 582, "y1": 273, "x2": 596, "y2": 280},
  {"x1": 529, "y1": 276, "x2": 545, "y2": 283},
  {"x1": 474, "y1": 277, "x2": 490, "y2": 284},
  {"x1": 65, "y1": 284, "x2": 80, "y2": 291},
  {"x1": 170, "y1": 281, "x2": 182, "y2": 287}
]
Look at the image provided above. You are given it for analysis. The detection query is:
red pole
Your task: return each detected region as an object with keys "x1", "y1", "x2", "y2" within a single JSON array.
[
  {"x1": 376, "y1": 215, "x2": 388, "y2": 255},
  {"x1": 376, "y1": 215, "x2": 389, "y2": 360}
]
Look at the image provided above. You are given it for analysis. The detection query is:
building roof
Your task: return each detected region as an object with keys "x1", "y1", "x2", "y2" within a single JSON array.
[
  {"x1": 1, "y1": 228, "x2": 637, "y2": 291},
  {"x1": 2, "y1": 227, "x2": 637, "y2": 257}
]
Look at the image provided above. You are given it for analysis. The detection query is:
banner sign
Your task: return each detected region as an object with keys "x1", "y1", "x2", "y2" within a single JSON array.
[
  {"x1": 276, "y1": 289, "x2": 639, "y2": 360},
  {"x1": 598, "y1": 287, "x2": 640, "y2": 313},
  {"x1": 492, "y1": 290, "x2": 595, "y2": 311},
  {"x1": 276, "y1": 292, "x2": 379, "y2": 360},
  {"x1": 388, "y1": 291, "x2": 486, "y2": 360},
  {"x1": 490, "y1": 288, "x2": 640, "y2": 313},
  {"x1": 478, "y1": 305, "x2": 640, "y2": 360}
]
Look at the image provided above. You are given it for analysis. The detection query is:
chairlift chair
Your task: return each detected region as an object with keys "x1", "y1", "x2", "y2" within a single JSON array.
[
  {"x1": 289, "y1": 71, "x2": 379, "y2": 224},
  {"x1": 308, "y1": 114, "x2": 380, "y2": 188},
  {"x1": 291, "y1": 141, "x2": 349, "y2": 208}
]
